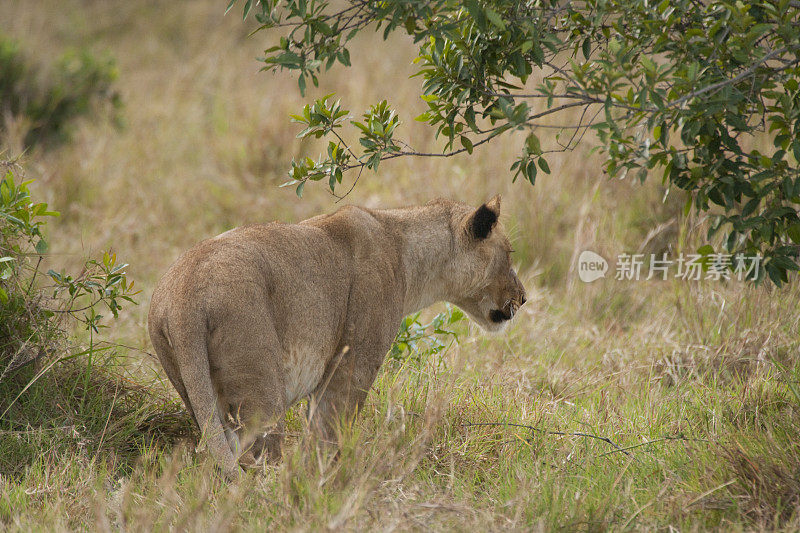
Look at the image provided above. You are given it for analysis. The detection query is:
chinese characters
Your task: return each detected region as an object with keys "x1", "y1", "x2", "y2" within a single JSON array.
[{"x1": 613, "y1": 253, "x2": 761, "y2": 281}]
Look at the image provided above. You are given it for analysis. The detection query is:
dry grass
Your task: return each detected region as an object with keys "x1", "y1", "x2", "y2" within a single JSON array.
[{"x1": 0, "y1": 0, "x2": 799, "y2": 530}]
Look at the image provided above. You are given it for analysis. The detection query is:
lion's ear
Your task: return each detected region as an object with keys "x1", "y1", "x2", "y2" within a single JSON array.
[
  {"x1": 486, "y1": 194, "x2": 501, "y2": 214},
  {"x1": 467, "y1": 196, "x2": 501, "y2": 240}
]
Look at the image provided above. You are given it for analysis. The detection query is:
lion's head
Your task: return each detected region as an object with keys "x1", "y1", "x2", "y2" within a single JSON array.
[{"x1": 447, "y1": 196, "x2": 527, "y2": 332}]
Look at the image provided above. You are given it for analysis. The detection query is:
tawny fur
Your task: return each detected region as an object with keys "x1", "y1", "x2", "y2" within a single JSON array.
[{"x1": 147, "y1": 196, "x2": 526, "y2": 479}]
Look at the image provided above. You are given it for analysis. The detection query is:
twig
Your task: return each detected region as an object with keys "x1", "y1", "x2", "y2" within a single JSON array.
[
  {"x1": 461, "y1": 421, "x2": 630, "y2": 456},
  {"x1": 595, "y1": 433, "x2": 710, "y2": 458},
  {"x1": 351, "y1": 101, "x2": 591, "y2": 167},
  {"x1": 333, "y1": 165, "x2": 363, "y2": 203},
  {"x1": 26, "y1": 256, "x2": 42, "y2": 296},
  {"x1": 330, "y1": 127, "x2": 366, "y2": 203},
  {"x1": 95, "y1": 341, "x2": 157, "y2": 359},
  {"x1": 44, "y1": 299, "x2": 104, "y2": 314},
  {"x1": 666, "y1": 46, "x2": 793, "y2": 109}
]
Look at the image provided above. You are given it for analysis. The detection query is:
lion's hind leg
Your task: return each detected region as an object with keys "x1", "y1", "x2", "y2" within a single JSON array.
[{"x1": 208, "y1": 312, "x2": 287, "y2": 469}]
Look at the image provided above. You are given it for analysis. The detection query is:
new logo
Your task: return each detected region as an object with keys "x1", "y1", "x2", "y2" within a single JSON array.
[{"x1": 578, "y1": 250, "x2": 608, "y2": 283}]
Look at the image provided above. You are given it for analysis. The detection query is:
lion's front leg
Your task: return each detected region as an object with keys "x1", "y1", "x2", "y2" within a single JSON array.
[
  {"x1": 307, "y1": 342, "x2": 386, "y2": 447},
  {"x1": 237, "y1": 421, "x2": 285, "y2": 469}
]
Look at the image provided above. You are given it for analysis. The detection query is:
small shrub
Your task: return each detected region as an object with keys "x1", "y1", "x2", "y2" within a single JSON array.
[
  {"x1": 389, "y1": 305, "x2": 464, "y2": 364},
  {"x1": 0, "y1": 160, "x2": 192, "y2": 480},
  {"x1": 0, "y1": 34, "x2": 121, "y2": 149},
  {"x1": 0, "y1": 158, "x2": 137, "y2": 388}
]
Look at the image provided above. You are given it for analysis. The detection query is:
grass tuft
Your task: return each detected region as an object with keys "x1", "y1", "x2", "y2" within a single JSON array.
[{"x1": 0, "y1": 0, "x2": 798, "y2": 530}]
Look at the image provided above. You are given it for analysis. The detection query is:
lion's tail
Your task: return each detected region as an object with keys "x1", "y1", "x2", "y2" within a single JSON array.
[{"x1": 157, "y1": 314, "x2": 240, "y2": 480}]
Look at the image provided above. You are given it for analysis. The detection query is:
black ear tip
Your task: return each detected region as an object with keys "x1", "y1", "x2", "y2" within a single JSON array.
[{"x1": 471, "y1": 204, "x2": 498, "y2": 240}]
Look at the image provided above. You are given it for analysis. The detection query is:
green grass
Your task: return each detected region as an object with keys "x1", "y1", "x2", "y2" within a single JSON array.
[
  {"x1": 0, "y1": 0, "x2": 798, "y2": 530},
  {"x1": 0, "y1": 282, "x2": 798, "y2": 530}
]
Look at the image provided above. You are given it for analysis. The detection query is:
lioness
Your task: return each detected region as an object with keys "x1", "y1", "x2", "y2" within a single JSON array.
[{"x1": 148, "y1": 196, "x2": 526, "y2": 479}]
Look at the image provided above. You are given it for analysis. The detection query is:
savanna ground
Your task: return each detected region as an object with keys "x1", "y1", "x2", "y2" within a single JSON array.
[{"x1": 1, "y1": 1, "x2": 799, "y2": 530}]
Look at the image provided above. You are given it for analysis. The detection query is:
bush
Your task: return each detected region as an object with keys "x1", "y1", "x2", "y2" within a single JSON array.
[
  {"x1": 0, "y1": 34, "x2": 121, "y2": 149},
  {"x1": 0, "y1": 160, "x2": 192, "y2": 480},
  {"x1": 0, "y1": 159, "x2": 136, "y2": 385}
]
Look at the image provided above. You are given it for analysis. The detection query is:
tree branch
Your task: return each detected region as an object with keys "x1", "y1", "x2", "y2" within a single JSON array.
[
  {"x1": 666, "y1": 46, "x2": 794, "y2": 109},
  {"x1": 461, "y1": 421, "x2": 631, "y2": 456}
]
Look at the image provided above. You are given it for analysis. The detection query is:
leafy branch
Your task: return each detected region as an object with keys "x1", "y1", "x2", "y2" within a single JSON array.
[
  {"x1": 1, "y1": 161, "x2": 139, "y2": 381},
  {"x1": 389, "y1": 305, "x2": 463, "y2": 363},
  {"x1": 234, "y1": 0, "x2": 800, "y2": 284}
]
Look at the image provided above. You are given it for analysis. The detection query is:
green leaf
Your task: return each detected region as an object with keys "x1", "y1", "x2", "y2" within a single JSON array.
[
  {"x1": 787, "y1": 223, "x2": 800, "y2": 244},
  {"x1": 538, "y1": 157, "x2": 551, "y2": 174},
  {"x1": 485, "y1": 8, "x2": 506, "y2": 30},
  {"x1": 35, "y1": 239, "x2": 48, "y2": 255},
  {"x1": 464, "y1": 107, "x2": 478, "y2": 132},
  {"x1": 697, "y1": 244, "x2": 714, "y2": 256},
  {"x1": 463, "y1": 0, "x2": 486, "y2": 29},
  {"x1": 742, "y1": 197, "x2": 760, "y2": 217},
  {"x1": 521, "y1": 40, "x2": 533, "y2": 54},
  {"x1": 582, "y1": 38, "x2": 591, "y2": 60},
  {"x1": 531, "y1": 42, "x2": 544, "y2": 65},
  {"x1": 526, "y1": 133, "x2": 541, "y2": 155},
  {"x1": 460, "y1": 135, "x2": 474, "y2": 154}
]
